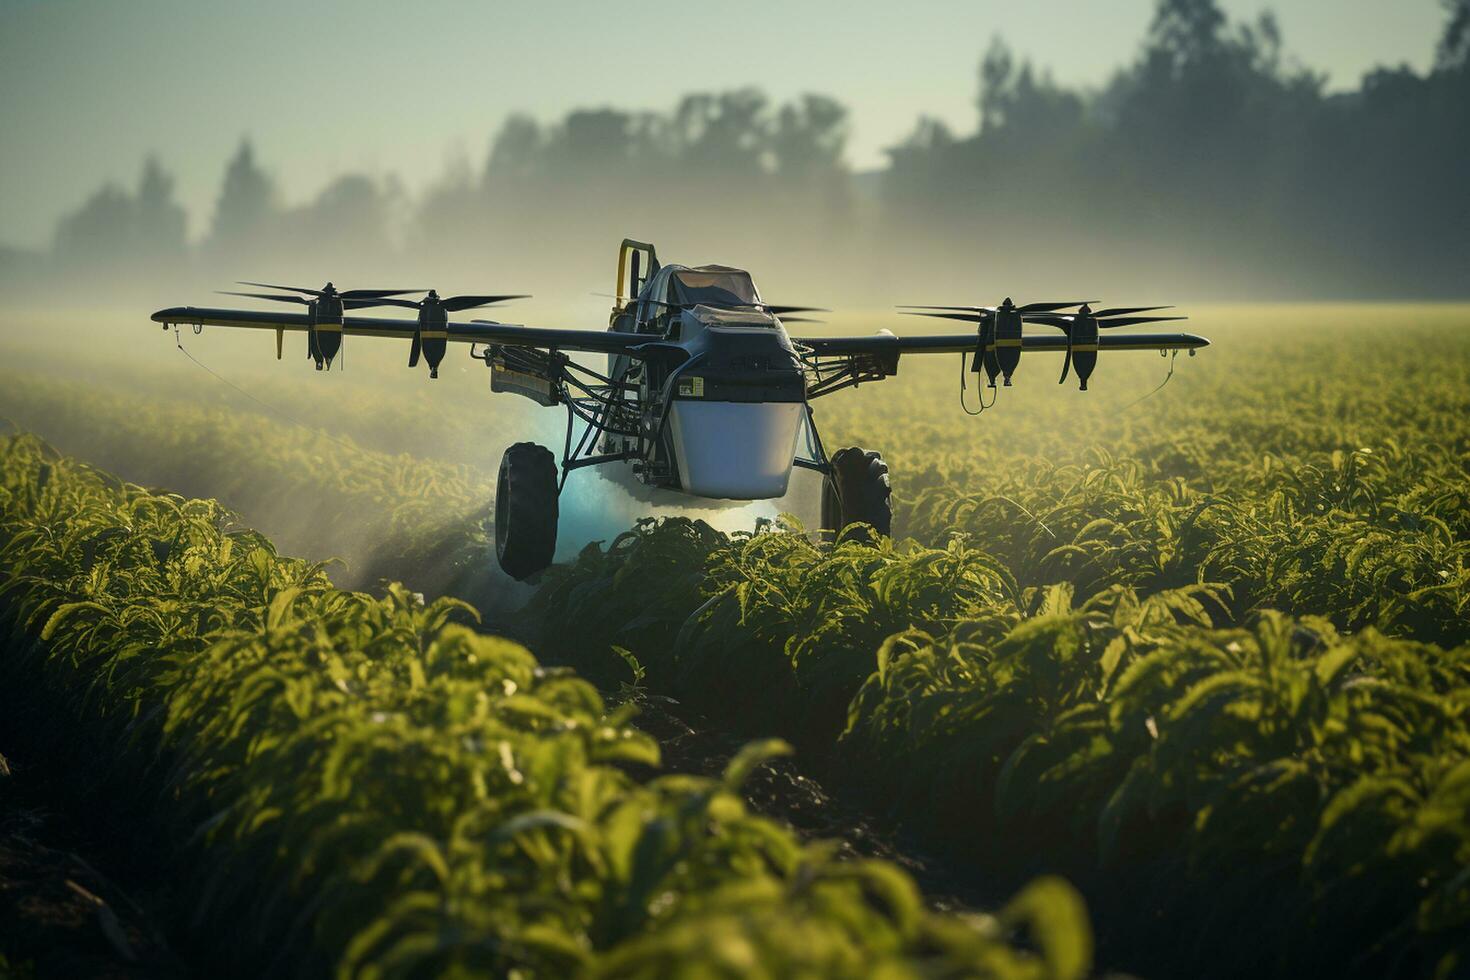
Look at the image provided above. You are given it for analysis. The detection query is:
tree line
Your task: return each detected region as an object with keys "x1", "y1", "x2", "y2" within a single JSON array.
[{"x1": 6, "y1": 0, "x2": 1468, "y2": 302}]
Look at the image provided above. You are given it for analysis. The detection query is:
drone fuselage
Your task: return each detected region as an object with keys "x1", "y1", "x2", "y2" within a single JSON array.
[
  {"x1": 148, "y1": 236, "x2": 1209, "y2": 580},
  {"x1": 601, "y1": 302, "x2": 808, "y2": 500},
  {"x1": 153, "y1": 242, "x2": 1209, "y2": 507}
]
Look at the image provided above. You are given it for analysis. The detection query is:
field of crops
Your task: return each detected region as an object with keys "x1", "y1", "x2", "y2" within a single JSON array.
[{"x1": 1, "y1": 304, "x2": 1468, "y2": 978}]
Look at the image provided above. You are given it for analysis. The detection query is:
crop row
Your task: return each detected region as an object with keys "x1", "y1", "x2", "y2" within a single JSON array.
[
  {"x1": 531, "y1": 512, "x2": 1470, "y2": 976},
  {"x1": 521, "y1": 318, "x2": 1470, "y2": 977},
  {"x1": 3, "y1": 310, "x2": 1468, "y2": 976},
  {"x1": 0, "y1": 371, "x2": 500, "y2": 600},
  {"x1": 528, "y1": 315, "x2": 1470, "y2": 976},
  {"x1": 0, "y1": 430, "x2": 1089, "y2": 979}
]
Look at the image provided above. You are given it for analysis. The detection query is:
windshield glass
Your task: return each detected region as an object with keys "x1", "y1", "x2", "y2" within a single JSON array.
[{"x1": 670, "y1": 266, "x2": 759, "y2": 308}]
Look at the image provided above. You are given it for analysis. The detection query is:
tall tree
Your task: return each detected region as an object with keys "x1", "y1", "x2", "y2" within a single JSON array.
[
  {"x1": 52, "y1": 183, "x2": 133, "y2": 268},
  {"x1": 1440, "y1": 0, "x2": 1470, "y2": 69},
  {"x1": 207, "y1": 140, "x2": 276, "y2": 252},
  {"x1": 485, "y1": 115, "x2": 544, "y2": 184},
  {"x1": 671, "y1": 89, "x2": 770, "y2": 180},
  {"x1": 135, "y1": 156, "x2": 187, "y2": 258},
  {"x1": 771, "y1": 94, "x2": 848, "y2": 183},
  {"x1": 1145, "y1": 0, "x2": 1227, "y2": 74},
  {"x1": 978, "y1": 37, "x2": 1016, "y2": 131}
]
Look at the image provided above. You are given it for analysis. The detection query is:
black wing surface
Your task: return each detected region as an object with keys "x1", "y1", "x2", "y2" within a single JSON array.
[
  {"x1": 150, "y1": 306, "x2": 664, "y2": 355},
  {"x1": 794, "y1": 330, "x2": 1211, "y2": 356}
]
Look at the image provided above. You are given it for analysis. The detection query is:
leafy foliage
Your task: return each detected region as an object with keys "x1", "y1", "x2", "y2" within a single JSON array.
[
  {"x1": 529, "y1": 315, "x2": 1470, "y2": 977},
  {"x1": 3, "y1": 309, "x2": 1468, "y2": 977},
  {"x1": 0, "y1": 370, "x2": 498, "y2": 598},
  {"x1": 0, "y1": 431, "x2": 1088, "y2": 978}
]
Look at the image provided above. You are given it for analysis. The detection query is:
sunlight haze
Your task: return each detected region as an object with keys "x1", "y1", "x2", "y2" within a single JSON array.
[{"x1": 0, "y1": 0, "x2": 1445, "y2": 247}]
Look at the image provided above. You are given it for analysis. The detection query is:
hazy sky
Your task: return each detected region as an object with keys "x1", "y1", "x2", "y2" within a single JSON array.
[{"x1": 0, "y1": 0, "x2": 1447, "y2": 248}]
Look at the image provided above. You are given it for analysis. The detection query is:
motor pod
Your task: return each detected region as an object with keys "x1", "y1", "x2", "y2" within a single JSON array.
[
  {"x1": 414, "y1": 298, "x2": 449, "y2": 378},
  {"x1": 1069, "y1": 306, "x2": 1100, "y2": 390},
  {"x1": 968, "y1": 312, "x2": 1002, "y2": 386},
  {"x1": 979, "y1": 313, "x2": 1001, "y2": 386},
  {"x1": 994, "y1": 300, "x2": 1024, "y2": 384},
  {"x1": 310, "y1": 290, "x2": 346, "y2": 370}
]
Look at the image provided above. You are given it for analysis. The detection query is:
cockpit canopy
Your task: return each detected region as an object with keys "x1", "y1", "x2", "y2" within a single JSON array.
[
  {"x1": 667, "y1": 265, "x2": 761, "y2": 309},
  {"x1": 629, "y1": 263, "x2": 777, "y2": 342},
  {"x1": 635, "y1": 263, "x2": 763, "y2": 328}
]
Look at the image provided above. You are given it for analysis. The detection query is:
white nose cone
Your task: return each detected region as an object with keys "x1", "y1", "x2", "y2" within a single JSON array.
[{"x1": 668, "y1": 401, "x2": 802, "y2": 499}]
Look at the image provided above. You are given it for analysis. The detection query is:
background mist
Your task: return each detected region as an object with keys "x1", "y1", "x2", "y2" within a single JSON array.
[{"x1": 2, "y1": 0, "x2": 1467, "y2": 311}]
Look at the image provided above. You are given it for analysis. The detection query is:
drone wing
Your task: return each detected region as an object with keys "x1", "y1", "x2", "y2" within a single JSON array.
[
  {"x1": 794, "y1": 330, "x2": 1211, "y2": 357},
  {"x1": 150, "y1": 306, "x2": 664, "y2": 356}
]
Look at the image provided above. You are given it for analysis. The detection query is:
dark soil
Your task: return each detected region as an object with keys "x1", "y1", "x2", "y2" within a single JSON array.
[
  {"x1": 480, "y1": 603, "x2": 1004, "y2": 917},
  {"x1": 478, "y1": 590, "x2": 1004, "y2": 916},
  {"x1": 610, "y1": 690, "x2": 1001, "y2": 915},
  {"x1": 0, "y1": 746, "x2": 186, "y2": 980}
]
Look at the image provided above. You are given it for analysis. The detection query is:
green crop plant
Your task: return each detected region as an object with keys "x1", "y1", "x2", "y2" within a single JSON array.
[
  {"x1": 844, "y1": 604, "x2": 1470, "y2": 977},
  {"x1": 0, "y1": 371, "x2": 498, "y2": 599},
  {"x1": 524, "y1": 310, "x2": 1470, "y2": 977},
  {"x1": 0, "y1": 431, "x2": 1090, "y2": 979},
  {"x1": 534, "y1": 513, "x2": 1470, "y2": 976},
  {"x1": 3, "y1": 306, "x2": 1468, "y2": 977}
]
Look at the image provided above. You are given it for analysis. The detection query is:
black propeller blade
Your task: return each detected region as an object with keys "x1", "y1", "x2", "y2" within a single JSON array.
[
  {"x1": 344, "y1": 298, "x2": 411, "y2": 310},
  {"x1": 1024, "y1": 313, "x2": 1187, "y2": 329},
  {"x1": 362, "y1": 293, "x2": 530, "y2": 312},
  {"x1": 1096, "y1": 315, "x2": 1187, "y2": 328},
  {"x1": 898, "y1": 310, "x2": 989, "y2": 323},
  {"x1": 1019, "y1": 304, "x2": 1188, "y2": 388},
  {"x1": 340, "y1": 288, "x2": 427, "y2": 299},
  {"x1": 217, "y1": 290, "x2": 309, "y2": 305},
  {"x1": 763, "y1": 304, "x2": 830, "y2": 316},
  {"x1": 442, "y1": 293, "x2": 531, "y2": 312},
  {"x1": 1018, "y1": 300, "x2": 1095, "y2": 313},
  {"x1": 373, "y1": 292, "x2": 529, "y2": 379},
  {"x1": 898, "y1": 301, "x2": 1093, "y2": 314},
  {"x1": 237, "y1": 280, "x2": 325, "y2": 296},
  {"x1": 1090, "y1": 305, "x2": 1173, "y2": 318},
  {"x1": 236, "y1": 281, "x2": 425, "y2": 300},
  {"x1": 356, "y1": 297, "x2": 421, "y2": 310},
  {"x1": 222, "y1": 290, "x2": 418, "y2": 311}
]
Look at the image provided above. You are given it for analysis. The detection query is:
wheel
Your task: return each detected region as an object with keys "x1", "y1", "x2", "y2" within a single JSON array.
[
  {"x1": 495, "y1": 442, "x2": 559, "y2": 580},
  {"x1": 820, "y1": 447, "x2": 892, "y2": 540}
]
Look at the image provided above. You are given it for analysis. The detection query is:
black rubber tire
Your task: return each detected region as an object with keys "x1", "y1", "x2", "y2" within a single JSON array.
[
  {"x1": 495, "y1": 442, "x2": 559, "y2": 580},
  {"x1": 820, "y1": 447, "x2": 892, "y2": 540}
]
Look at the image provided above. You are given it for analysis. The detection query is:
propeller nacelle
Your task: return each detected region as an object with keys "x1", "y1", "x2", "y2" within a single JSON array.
[
  {"x1": 309, "y1": 283, "x2": 347, "y2": 371},
  {"x1": 337, "y1": 288, "x2": 530, "y2": 379},
  {"x1": 975, "y1": 313, "x2": 1001, "y2": 386},
  {"x1": 1063, "y1": 303, "x2": 1100, "y2": 390},
  {"x1": 993, "y1": 297, "x2": 1024, "y2": 386},
  {"x1": 1025, "y1": 304, "x2": 1184, "y2": 390},
  {"x1": 412, "y1": 290, "x2": 451, "y2": 379}
]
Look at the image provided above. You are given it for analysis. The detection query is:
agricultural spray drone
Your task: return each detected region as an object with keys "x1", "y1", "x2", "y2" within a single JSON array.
[{"x1": 152, "y1": 238, "x2": 1209, "y2": 580}]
